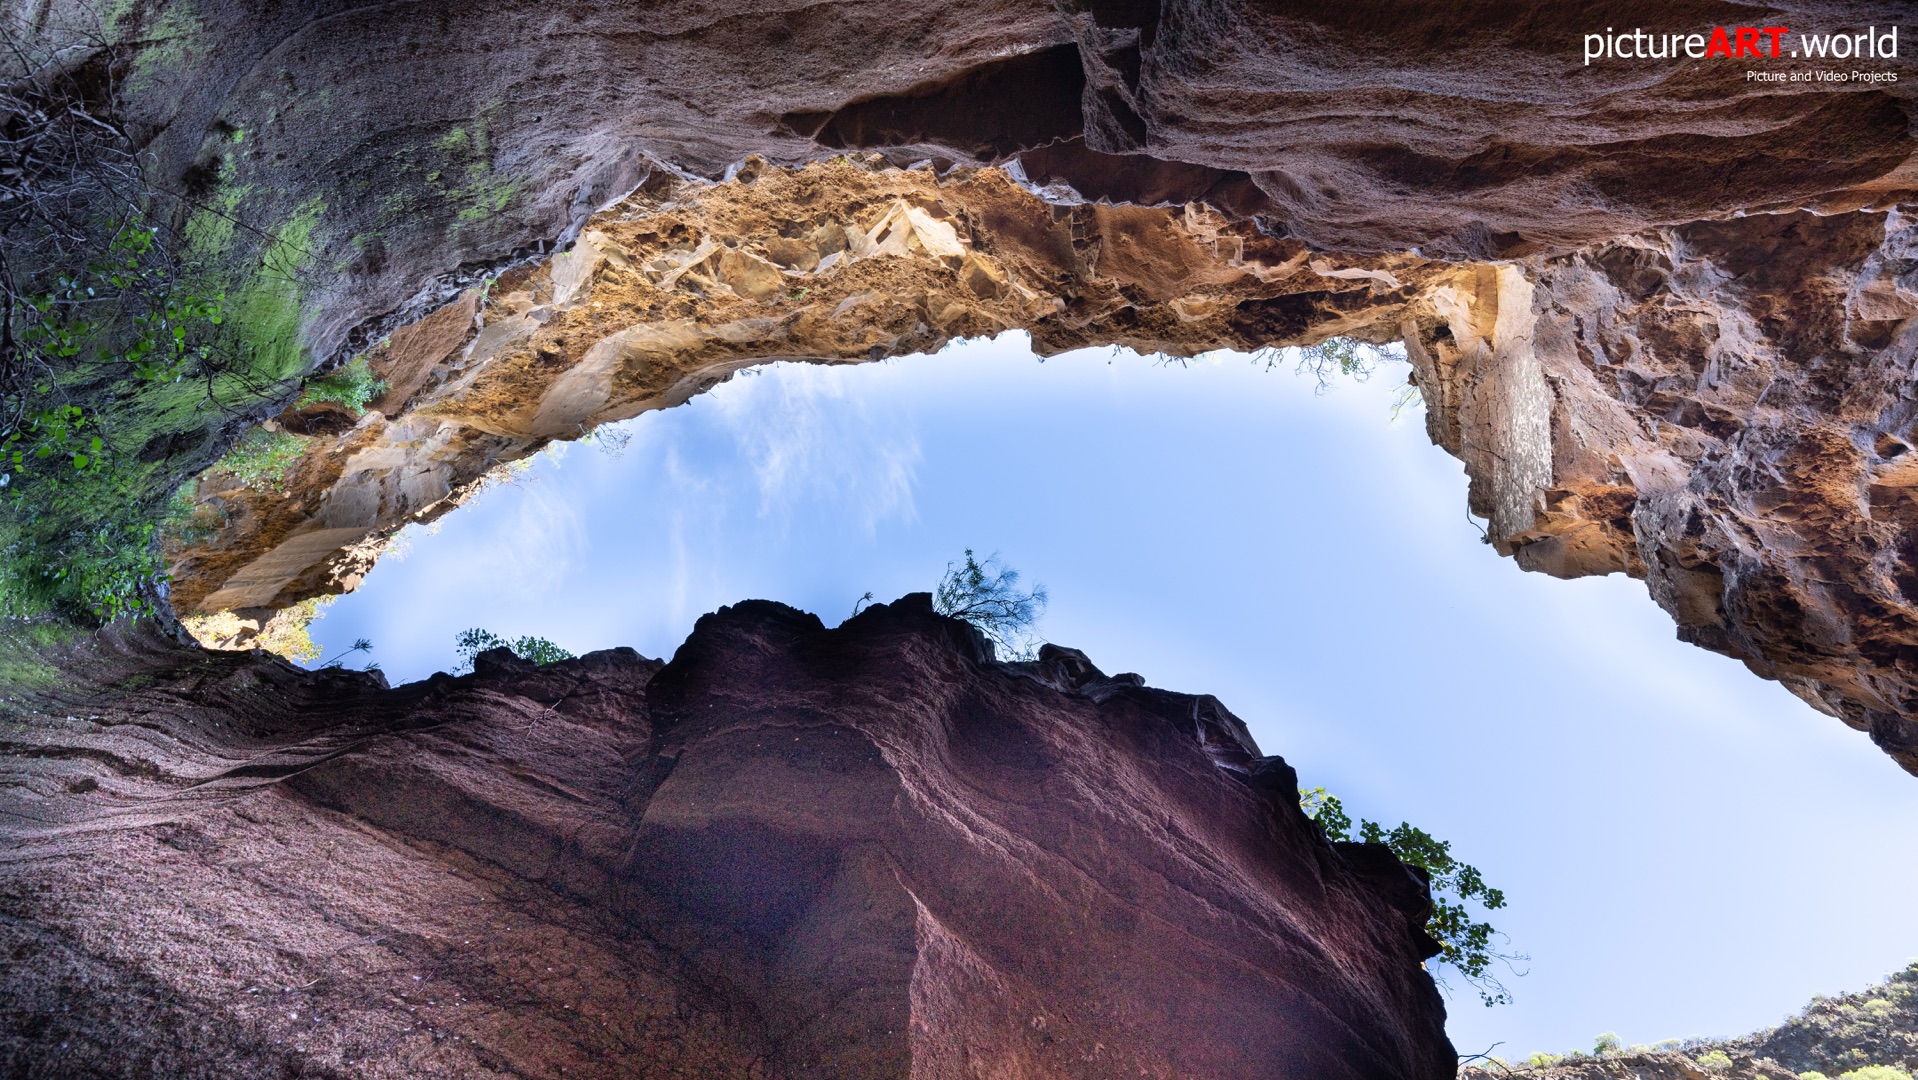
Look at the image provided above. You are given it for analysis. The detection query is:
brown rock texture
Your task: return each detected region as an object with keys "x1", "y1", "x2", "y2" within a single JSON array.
[
  {"x1": 162, "y1": 160, "x2": 1447, "y2": 616},
  {"x1": 0, "y1": 597, "x2": 1452, "y2": 1079},
  {"x1": 17, "y1": 0, "x2": 1918, "y2": 775},
  {"x1": 21, "y1": 0, "x2": 1916, "y2": 363},
  {"x1": 1410, "y1": 209, "x2": 1918, "y2": 774}
]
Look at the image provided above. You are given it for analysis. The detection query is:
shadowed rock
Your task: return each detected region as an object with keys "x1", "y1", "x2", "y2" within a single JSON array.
[{"x1": 0, "y1": 598, "x2": 1453, "y2": 1078}]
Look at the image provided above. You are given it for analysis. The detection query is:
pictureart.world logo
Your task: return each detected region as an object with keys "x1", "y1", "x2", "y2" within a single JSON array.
[{"x1": 1582, "y1": 25, "x2": 1900, "y2": 65}]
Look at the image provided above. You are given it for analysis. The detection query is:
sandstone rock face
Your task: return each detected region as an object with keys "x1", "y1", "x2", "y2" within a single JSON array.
[
  {"x1": 162, "y1": 161, "x2": 1447, "y2": 616},
  {"x1": 18, "y1": 1, "x2": 1913, "y2": 776},
  {"x1": 0, "y1": 597, "x2": 1453, "y2": 1079},
  {"x1": 1411, "y1": 210, "x2": 1918, "y2": 774},
  {"x1": 30, "y1": 0, "x2": 1916, "y2": 364},
  {"x1": 163, "y1": 158, "x2": 1918, "y2": 777}
]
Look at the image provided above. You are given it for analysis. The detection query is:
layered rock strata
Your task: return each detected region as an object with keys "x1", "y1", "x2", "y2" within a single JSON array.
[
  {"x1": 70, "y1": 0, "x2": 1918, "y2": 358},
  {"x1": 0, "y1": 596, "x2": 1452, "y2": 1079},
  {"x1": 14, "y1": 2, "x2": 1917, "y2": 775}
]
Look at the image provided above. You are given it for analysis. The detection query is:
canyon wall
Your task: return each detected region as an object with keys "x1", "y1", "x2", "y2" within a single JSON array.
[
  {"x1": 26, "y1": 0, "x2": 1918, "y2": 366},
  {"x1": 0, "y1": 596, "x2": 1452, "y2": 1079},
  {"x1": 9, "y1": 2, "x2": 1918, "y2": 1071}
]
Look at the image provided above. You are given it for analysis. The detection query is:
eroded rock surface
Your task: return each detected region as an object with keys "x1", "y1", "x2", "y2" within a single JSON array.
[
  {"x1": 0, "y1": 597, "x2": 1451, "y2": 1079},
  {"x1": 1413, "y1": 210, "x2": 1918, "y2": 772},
  {"x1": 66, "y1": 0, "x2": 1918, "y2": 363},
  {"x1": 163, "y1": 160, "x2": 1446, "y2": 616},
  {"x1": 164, "y1": 157, "x2": 1918, "y2": 776},
  {"x1": 15, "y1": 2, "x2": 1914, "y2": 774}
]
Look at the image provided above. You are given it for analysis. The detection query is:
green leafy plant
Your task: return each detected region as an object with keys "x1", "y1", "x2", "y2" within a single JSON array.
[
  {"x1": 296, "y1": 354, "x2": 387, "y2": 413},
  {"x1": 159, "y1": 479, "x2": 227, "y2": 544},
  {"x1": 933, "y1": 548, "x2": 1048, "y2": 660},
  {"x1": 1294, "y1": 337, "x2": 1379, "y2": 385},
  {"x1": 453, "y1": 627, "x2": 575, "y2": 672},
  {"x1": 0, "y1": 26, "x2": 322, "y2": 621},
  {"x1": 212, "y1": 427, "x2": 308, "y2": 491},
  {"x1": 1301, "y1": 787, "x2": 1523, "y2": 1007},
  {"x1": 318, "y1": 636, "x2": 375, "y2": 670}
]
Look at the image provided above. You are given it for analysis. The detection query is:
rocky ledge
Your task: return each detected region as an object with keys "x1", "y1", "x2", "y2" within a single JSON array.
[{"x1": 0, "y1": 596, "x2": 1452, "y2": 1079}]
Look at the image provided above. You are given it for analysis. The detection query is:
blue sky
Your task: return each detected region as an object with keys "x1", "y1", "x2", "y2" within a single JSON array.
[{"x1": 308, "y1": 332, "x2": 1918, "y2": 1059}]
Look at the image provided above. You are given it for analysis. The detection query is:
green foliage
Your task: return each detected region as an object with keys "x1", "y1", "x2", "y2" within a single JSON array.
[
  {"x1": 1698, "y1": 1050, "x2": 1735, "y2": 1072},
  {"x1": 2, "y1": 404, "x2": 103, "y2": 481},
  {"x1": 1836, "y1": 1068, "x2": 1912, "y2": 1080},
  {"x1": 297, "y1": 354, "x2": 387, "y2": 413},
  {"x1": 933, "y1": 549, "x2": 1048, "y2": 660},
  {"x1": 317, "y1": 636, "x2": 376, "y2": 671},
  {"x1": 0, "y1": 617, "x2": 80, "y2": 696},
  {"x1": 3, "y1": 224, "x2": 228, "y2": 489},
  {"x1": 1295, "y1": 337, "x2": 1378, "y2": 384},
  {"x1": 160, "y1": 480, "x2": 226, "y2": 544},
  {"x1": 454, "y1": 627, "x2": 576, "y2": 673},
  {"x1": 212, "y1": 427, "x2": 308, "y2": 491},
  {"x1": 0, "y1": 23, "x2": 326, "y2": 621},
  {"x1": 1595, "y1": 1033, "x2": 1624, "y2": 1057},
  {"x1": 226, "y1": 199, "x2": 323, "y2": 386},
  {"x1": 1300, "y1": 786, "x2": 1521, "y2": 1007},
  {"x1": 0, "y1": 447, "x2": 168, "y2": 621}
]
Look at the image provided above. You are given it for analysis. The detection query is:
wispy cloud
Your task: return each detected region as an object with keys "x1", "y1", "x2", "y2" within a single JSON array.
[
  {"x1": 708, "y1": 362, "x2": 922, "y2": 535},
  {"x1": 474, "y1": 483, "x2": 584, "y2": 598}
]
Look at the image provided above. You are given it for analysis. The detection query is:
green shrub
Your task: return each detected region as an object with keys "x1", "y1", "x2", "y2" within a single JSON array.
[
  {"x1": 297, "y1": 355, "x2": 387, "y2": 413},
  {"x1": 453, "y1": 627, "x2": 575, "y2": 672},
  {"x1": 0, "y1": 459, "x2": 167, "y2": 621},
  {"x1": 933, "y1": 549, "x2": 1047, "y2": 660},
  {"x1": 1301, "y1": 787, "x2": 1519, "y2": 1007},
  {"x1": 159, "y1": 480, "x2": 229, "y2": 544},
  {"x1": 1698, "y1": 1051, "x2": 1735, "y2": 1072},
  {"x1": 1595, "y1": 1033, "x2": 1623, "y2": 1057},
  {"x1": 1837, "y1": 1067, "x2": 1912, "y2": 1080},
  {"x1": 214, "y1": 428, "x2": 309, "y2": 491}
]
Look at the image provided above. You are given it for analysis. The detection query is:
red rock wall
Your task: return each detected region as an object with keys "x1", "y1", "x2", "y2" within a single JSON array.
[{"x1": 0, "y1": 598, "x2": 1453, "y2": 1078}]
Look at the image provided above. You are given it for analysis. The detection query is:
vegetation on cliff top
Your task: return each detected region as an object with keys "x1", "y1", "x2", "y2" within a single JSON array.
[
  {"x1": 1464, "y1": 962, "x2": 1918, "y2": 1078},
  {"x1": 1302, "y1": 787, "x2": 1523, "y2": 1008},
  {"x1": 454, "y1": 627, "x2": 576, "y2": 672},
  {"x1": 932, "y1": 548, "x2": 1048, "y2": 660}
]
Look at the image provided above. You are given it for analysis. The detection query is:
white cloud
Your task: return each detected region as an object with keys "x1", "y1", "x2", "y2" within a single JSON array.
[
  {"x1": 706, "y1": 362, "x2": 922, "y2": 535},
  {"x1": 474, "y1": 483, "x2": 584, "y2": 598}
]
